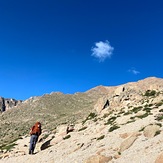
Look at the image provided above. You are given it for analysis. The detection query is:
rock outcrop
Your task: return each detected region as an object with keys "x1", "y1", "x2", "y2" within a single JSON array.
[
  {"x1": 0, "y1": 97, "x2": 22, "y2": 112},
  {"x1": 94, "y1": 77, "x2": 163, "y2": 114}
]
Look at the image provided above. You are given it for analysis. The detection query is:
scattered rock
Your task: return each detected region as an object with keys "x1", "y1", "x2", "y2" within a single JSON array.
[
  {"x1": 40, "y1": 138, "x2": 53, "y2": 150},
  {"x1": 84, "y1": 154, "x2": 112, "y2": 163},
  {"x1": 143, "y1": 124, "x2": 160, "y2": 138},
  {"x1": 119, "y1": 133, "x2": 131, "y2": 139},
  {"x1": 119, "y1": 133, "x2": 138, "y2": 152},
  {"x1": 56, "y1": 125, "x2": 68, "y2": 137},
  {"x1": 113, "y1": 154, "x2": 121, "y2": 159}
]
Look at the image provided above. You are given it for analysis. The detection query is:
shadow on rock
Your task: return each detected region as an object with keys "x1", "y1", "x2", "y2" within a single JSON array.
[{"x1": 40, "y1": 138, "x2": 53, "y2": 150}]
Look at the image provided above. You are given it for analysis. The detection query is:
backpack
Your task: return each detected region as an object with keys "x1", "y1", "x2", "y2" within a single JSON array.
[{"x1": 30, "y1": 122, "x2": 42, "y2": 136}]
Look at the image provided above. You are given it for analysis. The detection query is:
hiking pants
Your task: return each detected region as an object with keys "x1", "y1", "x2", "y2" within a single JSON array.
[{"x1": 29, "y1": 134, "x2": 38, "y2": 153}]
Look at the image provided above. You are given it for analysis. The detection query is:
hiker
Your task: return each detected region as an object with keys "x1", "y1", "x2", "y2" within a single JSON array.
[{"x1": 29, "y1": 122, "x2": 42, "y2": 154}]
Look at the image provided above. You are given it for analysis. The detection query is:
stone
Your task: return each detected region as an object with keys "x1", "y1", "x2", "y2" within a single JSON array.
[
  {"x1": 114, "y1": 86, "x2": 125, "y2": 96},
  {"x1": 94, "y1": 97, "x2": 110, "y2": 113},
  {"x1": 114, "y1": 154, "x2": 121, "y2": 159},
  {"x1": 50, "y1": 136, "x2": 63, "y2": 145},
  {"x1": 119, "y1": 134, "x2": 138, "y2": 152},
  {"x1": 143, "y1": 125, "x2": 160, "y2": 138},
  {"x1": 119, "y1": 133, "x2": 131, "y2": 139},
  {"x1": 40, "y1": 139, "x2": 52, "y2": 150},
  {"x1": 84, "y1": 154, "x2": 112, "y2": 163},
  {"x1": 56, "y1": 125, "x2": 68, "y2": 137}
]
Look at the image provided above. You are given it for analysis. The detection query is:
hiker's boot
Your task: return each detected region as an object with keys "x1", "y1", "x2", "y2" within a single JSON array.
[{"x1": 29, "y1": 150, "x2": 33, "y2": 154}]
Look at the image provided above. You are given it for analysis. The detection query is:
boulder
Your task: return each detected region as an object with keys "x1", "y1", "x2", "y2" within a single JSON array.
[
  {"x1": 40, "y1": 138, "x2": 53, "y2": 150},
  {"x1": 119, "y1": 133, "x2": 131, "y2": 139},
  {"x1": 119, "y1": 133, "x2": 139, "y2": 152},
  {"x1": 116, "y1": 115, "x2": 131, "y2": 125},
  {"x1": 84, "y1": 154, "x2": 112, "y2": 163},
  {"x1": 114, "y1": 86, "x2": 125, "y2": 96},
  {"x1": 50, "y1": 136, "x2": 63, "y2": 145},
  {"x1": 143, "y1": 124, "x2": 160, "y2": 138},
  {"x1": 94, "y1": 97, "x2": 110, "y2": 113},
  {"x1": 56, "y1": 125, "x2": 68, "y2": 137}
]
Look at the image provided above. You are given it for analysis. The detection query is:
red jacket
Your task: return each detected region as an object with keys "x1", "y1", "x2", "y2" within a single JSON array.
[{"x1": 30, "y1": 122, "x2": 42, "y2": 136}]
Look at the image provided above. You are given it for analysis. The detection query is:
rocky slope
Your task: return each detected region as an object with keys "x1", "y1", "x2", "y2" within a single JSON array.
[
  {"x1": 0, "y1": 77, "x2": 163, "y2": 163},
  {"x1": 0, "y1": 86, "x2": 109, "y2": 145}
]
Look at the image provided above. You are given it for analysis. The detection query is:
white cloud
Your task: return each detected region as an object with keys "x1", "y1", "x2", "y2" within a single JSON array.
[
  {"x1": 128, "y1": 67, "x2": 140, "y2": 75},
  {"x1": 91, "y1": 40, "x2": 114, "y2": 62}
]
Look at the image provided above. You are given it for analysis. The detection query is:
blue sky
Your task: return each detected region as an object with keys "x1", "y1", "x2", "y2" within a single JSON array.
[{"x1": 0, "y1": 0, "x2": 163, "y2": 100}]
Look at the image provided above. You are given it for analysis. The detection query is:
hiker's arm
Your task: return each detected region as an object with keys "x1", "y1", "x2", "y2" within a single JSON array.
[{"x1": 29, "y1": 129, "x2": 32, "y2": 135}]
